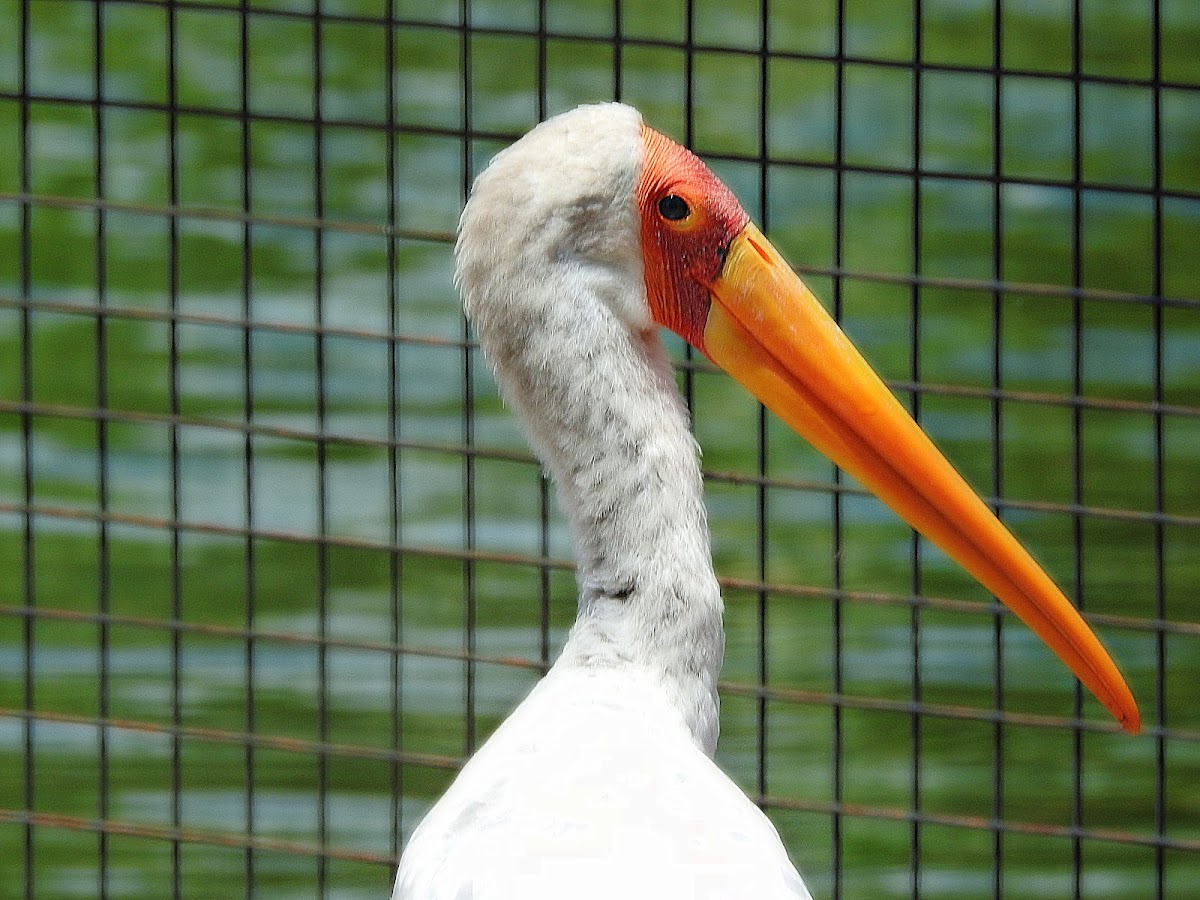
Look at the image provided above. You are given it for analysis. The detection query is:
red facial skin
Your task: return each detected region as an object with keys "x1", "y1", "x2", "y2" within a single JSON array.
[
  {"x1": 633, "y1": 128, "x2": 1141, "y2": 739},
  {"x1": 635, "y1": 125, "x2": 750, "y2": 354}
]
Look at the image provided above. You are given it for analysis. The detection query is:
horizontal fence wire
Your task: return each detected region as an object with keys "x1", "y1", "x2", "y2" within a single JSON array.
[{"x1": 3, "y1": 0, "x2": 1199, "y2": 898}]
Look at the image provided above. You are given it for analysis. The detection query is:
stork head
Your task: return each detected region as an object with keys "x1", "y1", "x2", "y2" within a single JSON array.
[{"x1": 458, "y1": 103, "x2": 1139, "y2": 735}]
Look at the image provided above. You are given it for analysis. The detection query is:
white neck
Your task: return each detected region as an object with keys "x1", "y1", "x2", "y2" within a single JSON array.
[{"x1": 474, "y1": 276, "x2": 725, "y2": 754}]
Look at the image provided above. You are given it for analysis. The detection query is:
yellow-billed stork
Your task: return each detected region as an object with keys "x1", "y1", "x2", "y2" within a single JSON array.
[{"x1": 393, "y1": 103, "x2": 1138, "y2": 900}]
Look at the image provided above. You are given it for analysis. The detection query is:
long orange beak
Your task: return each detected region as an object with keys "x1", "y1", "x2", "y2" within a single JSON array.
[{"x1": 705, "y1": 223, "x2": 1139, "y2": 734}]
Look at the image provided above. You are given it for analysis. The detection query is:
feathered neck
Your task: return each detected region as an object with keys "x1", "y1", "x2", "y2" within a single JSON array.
[
  {"x1": 453, "y1": 104, "x2": 725, "y2": 752},
  {"x1": 467, "y1": 273, "x2": 725, "y2": 753}
]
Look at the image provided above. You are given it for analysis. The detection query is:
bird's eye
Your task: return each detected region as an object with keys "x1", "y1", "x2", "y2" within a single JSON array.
[{"x1": 657, "y1": 194, "x2": 691, "y2": 222}]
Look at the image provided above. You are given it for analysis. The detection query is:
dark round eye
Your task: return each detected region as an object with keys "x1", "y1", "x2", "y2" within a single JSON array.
[{"x1": 657, "y1": 194, "x2": 691, "y2": 222}]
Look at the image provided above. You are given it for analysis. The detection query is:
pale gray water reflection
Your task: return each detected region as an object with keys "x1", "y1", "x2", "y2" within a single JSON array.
[{"x1": 3, "y1": 0, "x2": 1199, "y2": 895}]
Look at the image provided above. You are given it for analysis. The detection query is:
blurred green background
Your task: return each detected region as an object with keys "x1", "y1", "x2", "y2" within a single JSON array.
[{"x1": 2, "y1": 0, "x2": 1199, "y2": 897}]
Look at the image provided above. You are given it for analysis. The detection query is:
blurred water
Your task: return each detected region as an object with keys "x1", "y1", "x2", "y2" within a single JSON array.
[{"x1": 2, "y1": 0, "x2": 1199, "y2": 897}]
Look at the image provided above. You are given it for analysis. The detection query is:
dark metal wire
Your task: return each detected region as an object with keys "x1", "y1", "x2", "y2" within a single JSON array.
[
  {"x1": 384, "y1": 0, "x2": 405, "y2": 868},
  {"x1": 165, "y1": 3, "x2": 185, "y2": 895},
  {"x1": 535, "y1": 0, "x2": 553, "y2": 681},
  {"x1": 2, "y1": 808, "x2": 401, "y2": 869},
  {"x1": 3, "y1": 616, "x2": 1194, "y2": 750},
  {"x1": 459, "y1": 0, "x2": 478, "y2": 766},
  {"x1": 3, "y1": 506, "x2": 1196, "y2": 644},
  {"x1": 909, "y1": 3, "x2": 924, "y2": 894},
  {"x1": 755, "y1": 0, "x2": 772, "y2": 820},
  {"x1": 831, "y1": 1, "x2": 847, "y2": 894},
  {"x1": 19, "y1": 3, "x2": 34, "y2": 898},
  {"x1": 91, "y1": 5, "x2": 113, "y2": 897},
  {"x1": 2, "y1": 189, "x2": 1195, "y2": 312},
  {"x1": 989, "y1": 2, "x2": 1007, "y2": 895},
  {"x1": 7, "y1": 79, "x2": 1198, "y2": 209},
  {"x1": 3, "y1": 398, "x2": 1198, "y2": 545},
  {"x1": 1150, "y1": 4, "x2": 1169, "y2": 900},
  {"x1": 1070, "y1": 5, "x2": 1087, "y2": 895},
  {"x1": 9, "y1": 597, "x2": 1200, "y2": 717},
  {"x1": 6, "y1": 268, "x2": 1200, "y2": 364},
  {"x1": 58, "y1": 0, "x2": 1198, "y2": 101},
  {"x1": 236, "y1": 1, "x2": 257, "y2": 892},
  {"x1": 681, "y1": 0, "x2": 698, "y2": 421},
  {"x1": 312, "y1": 4, "x2": 331, "y2": 893},
  {"x1": 3, "y1": 702, "x2": 1197, "y2": 849},
  {"x1": 613, "y1": 0, "x2": 623, "y2": 100},
  {"x1": 6, "y1": 1, "x2": 1197, "y2": 897}
]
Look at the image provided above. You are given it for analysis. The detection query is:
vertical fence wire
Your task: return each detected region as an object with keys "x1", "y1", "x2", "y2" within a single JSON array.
[
  {"x1": 384, "y1": 0, "x2": 404, "y2": 867},
  {"x1": 18, "y1": 2, "x2": 33, "y2": 897},
  {"x1": 1069, "y1": 4, "x2": 1087, "y2": 894},
  {"x1": 458, "y1": 0, "x2": 478, "y2": 766},
  {"x1": 830, "y1": 1, "x2": 847, "y2": 894},
  {"x1": 755, "y1": 0, "x2": 771, "y2": 819},
  {"x1": 988, "y1": 2, "x2": 1007, "y2": 895},
  {"x1": 1150, "y1": 3, "x2": 1169, "y2": 898},
  {"x1": 165, "y1": 4, "x2": 184, "y2": 895},
  {"x1": 236, "y1": 2, "x2": 257, "y2": 891},
  {"x1": 90, "y1": 5, "x2": 112, "y2": 896},
  {"x1": 909, "y1": 3, "x2": 925, "y2": 895},
  {"x1": 681, "y1": 0, "x2": 697, "y2": 417},
  {"x1": 2, "y1": 1, "x2": 1198, "y2": 897},
  {"x1": 312, "y1": 6, "x2": 331, "y2": 891}
]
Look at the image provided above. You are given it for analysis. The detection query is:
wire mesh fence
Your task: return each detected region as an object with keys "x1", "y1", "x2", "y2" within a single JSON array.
[{"x1": 1, "y1": 0, "x2": 1198, "y2": 897}]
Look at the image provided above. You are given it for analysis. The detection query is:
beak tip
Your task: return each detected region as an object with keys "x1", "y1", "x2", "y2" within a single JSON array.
[{"x1": 708, "y1": 224, "x2": 1144, "y2": 740}]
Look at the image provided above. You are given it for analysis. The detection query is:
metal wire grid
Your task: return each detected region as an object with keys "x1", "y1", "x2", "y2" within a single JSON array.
[{"x1": 1, "y1": 0, "x2": 1198, "y2": 897}]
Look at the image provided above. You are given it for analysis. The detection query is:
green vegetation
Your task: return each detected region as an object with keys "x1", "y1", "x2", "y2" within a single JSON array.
[{"x1": 1, "y1": 0, "x2": 1199, "y2": 896}]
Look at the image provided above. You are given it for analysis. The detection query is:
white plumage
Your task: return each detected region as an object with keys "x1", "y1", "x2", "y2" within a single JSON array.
[
  {"x1": 393, "y1": 101, "x2": 1138, "y2": 898},
  {"x1": 396, "y1": 669, "x2": 809, "y2": 899},
  {"x1": 394, "y1": 104, "x2": 810, "y2": 899}
]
